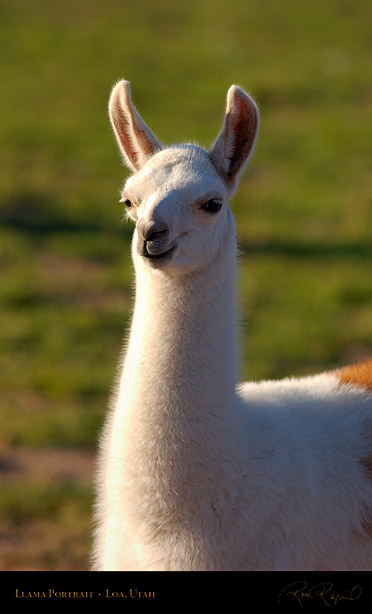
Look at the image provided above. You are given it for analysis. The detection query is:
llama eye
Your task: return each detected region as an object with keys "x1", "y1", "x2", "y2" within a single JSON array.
[
  {"x1": 200, "y1": 199, "x2": 222, "y2": 213},
  {"x1": 120, "y1": 198, "x2": 133, "y2": 208}
]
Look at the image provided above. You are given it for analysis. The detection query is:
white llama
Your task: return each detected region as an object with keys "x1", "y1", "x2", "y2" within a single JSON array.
[{"x1": 93, "y1": 80, "x2": 372, "y2": 571}]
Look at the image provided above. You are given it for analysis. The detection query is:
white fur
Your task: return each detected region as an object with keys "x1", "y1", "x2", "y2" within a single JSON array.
[{"x1": 92, "y1": 81, "x2": 372, "y2": 571}]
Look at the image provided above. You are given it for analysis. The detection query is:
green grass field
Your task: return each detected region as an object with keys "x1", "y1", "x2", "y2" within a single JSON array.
[{"x1": 1, "y1": 0, "x2": 371, "y2": 570}]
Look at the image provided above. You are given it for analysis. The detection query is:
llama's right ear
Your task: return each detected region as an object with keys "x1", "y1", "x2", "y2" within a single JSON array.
[
  {"x1": 108, "y1": 80, "x2": 162, "y2": 172},
  {"x1": 209, "y1": 85, "x2": 259, "y2": 197}
]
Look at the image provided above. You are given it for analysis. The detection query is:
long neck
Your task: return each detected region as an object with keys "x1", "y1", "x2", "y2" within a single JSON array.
[
  {"x1": 117, "y1": 226, "x2": 238, "y2": 429},
  {"x1": 107, "y1": 221, "x2": 240, "y2": 567}
]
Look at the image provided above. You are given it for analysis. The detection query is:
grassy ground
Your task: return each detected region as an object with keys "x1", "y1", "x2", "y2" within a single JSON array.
[{"x1": 1, "y1": 0, "x2": 371, "y2": 570}]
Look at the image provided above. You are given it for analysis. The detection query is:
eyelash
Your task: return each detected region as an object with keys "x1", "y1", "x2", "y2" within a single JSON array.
[{"x1": 200, "y1": 199, "x2": 223, "y2": 213}]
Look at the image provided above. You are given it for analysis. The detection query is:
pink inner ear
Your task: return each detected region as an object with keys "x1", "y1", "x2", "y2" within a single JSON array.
[
  {"x1": 209, "y1": 87, "x2": 259, "y2": 189},
  {"x1": 112, "y1": 105, "x2": 140, "y2": 165},
  {"x1": 227, "y1": 102, "x2": 258, "y2": 178}
]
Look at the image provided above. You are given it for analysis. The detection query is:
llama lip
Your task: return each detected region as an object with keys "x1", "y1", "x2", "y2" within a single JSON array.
[{"x1": 143, "y1": 244, "x2": 177, "y2": 267}]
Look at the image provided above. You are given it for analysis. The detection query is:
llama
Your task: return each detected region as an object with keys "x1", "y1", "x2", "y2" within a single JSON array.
[{"x1": 93, "y1": 80, "x2": 372, "y2": 571}]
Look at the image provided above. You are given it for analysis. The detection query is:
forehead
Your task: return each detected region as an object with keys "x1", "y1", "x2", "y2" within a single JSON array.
[{"x1": 125, "y1": 146, "x2": 226, "y2": 200}]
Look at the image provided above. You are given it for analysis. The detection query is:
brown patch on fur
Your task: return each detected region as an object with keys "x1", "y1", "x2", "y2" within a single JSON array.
[{"x1": 336, "y1": 359, "x2": 372, "y2": 394}]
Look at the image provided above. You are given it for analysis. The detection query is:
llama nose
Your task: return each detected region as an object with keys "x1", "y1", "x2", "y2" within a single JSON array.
[{"x1": 137, "y1": 220, "x2": 169, "y2": 242}]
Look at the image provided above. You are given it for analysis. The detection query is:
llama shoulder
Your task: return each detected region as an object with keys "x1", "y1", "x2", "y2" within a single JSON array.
[{"x1": 237, "y1": 363, "x2": 372, "y2": 467}]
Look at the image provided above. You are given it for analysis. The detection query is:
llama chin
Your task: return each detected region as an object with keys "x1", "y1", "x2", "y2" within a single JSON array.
[{"x1": 92, "y1": 80, "x2": 372, "y2": 572}]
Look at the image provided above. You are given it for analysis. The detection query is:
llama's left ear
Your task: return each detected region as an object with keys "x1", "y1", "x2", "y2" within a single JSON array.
[
  {"x1": 109, "y1": 80, "x2": 162, "y2": 172},
  {"x1": 209, "y1": 85, "x2": 259, "y2": 196}
]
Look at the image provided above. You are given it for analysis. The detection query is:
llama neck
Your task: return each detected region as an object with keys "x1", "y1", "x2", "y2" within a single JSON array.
[
  {"x1": 116, "y1": 224, "x2": 238, "y2": 432},
  {"x1": 107, "y1": 219, "x2": 240, "y2": 566}
]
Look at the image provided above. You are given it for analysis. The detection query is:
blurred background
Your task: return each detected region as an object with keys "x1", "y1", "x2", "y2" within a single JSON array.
[{"x1": 1, "y1": 0, "x2": 371, "y2": 570}]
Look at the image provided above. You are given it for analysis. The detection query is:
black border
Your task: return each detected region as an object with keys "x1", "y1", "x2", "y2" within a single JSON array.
[{"x1": 2, "y1": 571, "x2": 371, "y2": 610}]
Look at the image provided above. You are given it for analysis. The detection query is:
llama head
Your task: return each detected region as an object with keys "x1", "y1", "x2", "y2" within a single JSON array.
[{"x1": 109, "y1": 80, "x2": 259, "y2": 272}]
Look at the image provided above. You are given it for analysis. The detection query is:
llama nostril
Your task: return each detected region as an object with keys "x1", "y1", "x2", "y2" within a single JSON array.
[
  {"x1": 137, "y1": 220, "x2": 171, "y2": 258},
  {"x1": 146, "y1": 229, "x2": 168, "y2": 242},
  {"x1": 138, "y1": 220, "x2": 169, "y2": 242}
]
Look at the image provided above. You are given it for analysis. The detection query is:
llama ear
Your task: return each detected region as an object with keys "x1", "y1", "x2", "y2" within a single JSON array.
[
  {"x1": 108, "y1": 80, "x2": 162, "y2": 172},
  {"x1": 209, "y1": 85, "x2": 259, "y2": 196}
]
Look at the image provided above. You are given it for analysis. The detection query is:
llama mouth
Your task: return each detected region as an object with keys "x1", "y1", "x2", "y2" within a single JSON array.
[{"x1": 143, "y1": 244, "x2": 177, "y2": 268}]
